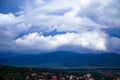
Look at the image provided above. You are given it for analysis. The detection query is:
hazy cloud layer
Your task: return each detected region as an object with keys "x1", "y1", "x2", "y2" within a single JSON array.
[{"x1": 0, "y1": 0, "x2": 120, "y2": 53}]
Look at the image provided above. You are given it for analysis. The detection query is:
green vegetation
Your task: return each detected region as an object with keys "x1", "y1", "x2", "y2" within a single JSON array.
[{"x1": 0, "y1": 65, "x2": 120, "y2": 80}]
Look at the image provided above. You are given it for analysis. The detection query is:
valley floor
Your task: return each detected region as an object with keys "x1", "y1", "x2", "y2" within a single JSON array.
[{"x1": 0, "y1": 65, "x2": 120, "y2": 80}]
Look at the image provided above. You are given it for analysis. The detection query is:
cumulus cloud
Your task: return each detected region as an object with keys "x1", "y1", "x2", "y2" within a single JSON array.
[
  {"x1": 0, "y1": 13, "x2": 30, "y2": 52},
  {"x1": 0, "y1": 13, "x2": 16, "y2": 26},
  {"x1": 19, "y1": 0, "x2": 100, "y2": 32},
  {"x1": 0, "y1": 0, "x2": 120, "y2": 53},
  {"x1": 15, "y1": 30, "x2": 107, "y2": 51},
  {"x1": 19, "y1": 0, "x2": 120, "y2": 32},
  {"x1": 0, "y1": 13, "x2": 17, "y2": 51}
]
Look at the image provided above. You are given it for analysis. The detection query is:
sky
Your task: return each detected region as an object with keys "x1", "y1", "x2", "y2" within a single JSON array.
[{"x1": 0, "y1": 0, "x2": 120, "y2": 54}]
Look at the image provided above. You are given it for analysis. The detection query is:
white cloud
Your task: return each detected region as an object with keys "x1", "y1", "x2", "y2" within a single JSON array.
[
  {"x1": 0, "y1": 13, "x2": 17, "y2": 26},
  {"x1": 0, "y1": 0, "x2": 120, "y2": 53},
  {"x1": 20, "y1": 0, "x2": 100, "y2": 32},
  {"x1": 77, "y1": 0, "x2": 120, "y2": 28},
  {"x1": 0, "y1": 13, "x2": 31, "y2": 34},
  {"x1": 34, "y1": 0, "x2": 45, "y2": 5},
  {"x1": 0, "y1": 13, "x2": 30, "y2": 52},
  {"x1": 15, "y1": 30, "x2": 107, "y2": 51},
  {"x1": 18, "y1": 0, "x2": 120, "y2": 33}
]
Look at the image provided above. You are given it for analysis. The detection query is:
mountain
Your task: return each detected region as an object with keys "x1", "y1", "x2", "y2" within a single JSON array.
[{"x1": 0, "y1": 51, "x2": 120, "y2": 68}]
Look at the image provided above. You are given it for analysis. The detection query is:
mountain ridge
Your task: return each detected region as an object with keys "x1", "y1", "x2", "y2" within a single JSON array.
[{"x1": 0, "y1": 51, "x2": 120, "y2": 68}]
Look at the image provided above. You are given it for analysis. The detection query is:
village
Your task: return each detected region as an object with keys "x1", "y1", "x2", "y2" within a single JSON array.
[{"x1": 24, "y1": 71, "x2": 120, "y2": 80}]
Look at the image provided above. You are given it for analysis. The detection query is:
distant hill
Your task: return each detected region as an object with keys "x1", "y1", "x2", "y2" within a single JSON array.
[{"x1": 0, "y1": 51, "x2": 120, "y2": 68}]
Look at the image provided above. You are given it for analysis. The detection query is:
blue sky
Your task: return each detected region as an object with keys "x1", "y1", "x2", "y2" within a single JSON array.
[{"x1": 0, "y1": 0, "x2": 120, "y2": 54}]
